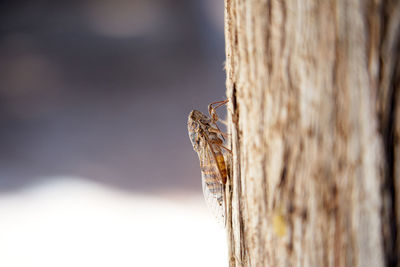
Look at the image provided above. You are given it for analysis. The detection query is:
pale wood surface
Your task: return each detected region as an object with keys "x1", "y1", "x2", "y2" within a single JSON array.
[{"x1": 224, "y1": 1, "x2": 400, "y2": 266}]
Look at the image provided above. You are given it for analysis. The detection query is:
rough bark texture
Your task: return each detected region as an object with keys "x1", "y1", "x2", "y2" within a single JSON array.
[{"x1": 224, "y1": 1, "x2": 400, "y2": 266}]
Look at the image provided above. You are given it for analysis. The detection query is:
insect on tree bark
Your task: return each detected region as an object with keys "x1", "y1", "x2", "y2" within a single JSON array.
[
  {"x1": 188, "y1": 100, "x2": 231, "y2": 226},
  {"x1": 224, "y1": 0, "x2": 400, "y2": 266}
]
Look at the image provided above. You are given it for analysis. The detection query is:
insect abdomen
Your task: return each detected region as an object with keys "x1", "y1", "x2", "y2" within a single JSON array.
[{"x1": 215, "y1": 153, "x2": 227, "y2": 184}]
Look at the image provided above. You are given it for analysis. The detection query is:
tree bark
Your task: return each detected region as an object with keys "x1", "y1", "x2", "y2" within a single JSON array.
[{"x1": 224, "y1": 1, "x2": 400, "y2": 266}]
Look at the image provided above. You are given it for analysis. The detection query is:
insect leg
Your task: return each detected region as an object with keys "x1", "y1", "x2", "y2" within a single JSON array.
[
  {"x1": 208, "y1": 99, "x2": 229, "y2": 123},
  {"x1": 208, "y1": 138, "x2": 232, "y2": 154},
  {"x1": 214, "y1": 143, "x2": 232, "y2": 154},
  {"x1": 208, "y1": 127, "x2": 231, "y2": 139},
  {"x1": 209, "y1": 99, "x2": 229, "y2": 112}
]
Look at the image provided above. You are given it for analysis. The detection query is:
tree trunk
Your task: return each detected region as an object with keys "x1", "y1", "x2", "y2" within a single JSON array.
[{"x1": 224, "y1": 1, "x2": 400, "y2": 266}]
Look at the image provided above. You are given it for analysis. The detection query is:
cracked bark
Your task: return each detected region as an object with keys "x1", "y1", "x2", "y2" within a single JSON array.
[{"x1": 224, "y1": 1, "x2": 400, "y2": 266}]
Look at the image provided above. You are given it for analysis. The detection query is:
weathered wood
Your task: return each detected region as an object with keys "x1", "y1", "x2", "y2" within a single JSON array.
[{"x1": 224, "y1": 0, "x2": 400, "y2": 266}]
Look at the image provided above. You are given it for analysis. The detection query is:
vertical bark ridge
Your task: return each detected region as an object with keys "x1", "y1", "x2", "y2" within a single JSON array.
[{"x1": 224, "y1": 0, "x2": 399, "y2": 266}]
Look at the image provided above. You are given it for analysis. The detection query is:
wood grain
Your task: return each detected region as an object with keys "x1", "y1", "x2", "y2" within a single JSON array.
[{"x1": 224, "y1": 0, "x2": 400, "y2": 266}]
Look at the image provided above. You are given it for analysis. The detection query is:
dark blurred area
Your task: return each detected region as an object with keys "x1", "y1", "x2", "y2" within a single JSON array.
[{"x1": 0, "y1": 0, "x2": 226, "y2": 193}]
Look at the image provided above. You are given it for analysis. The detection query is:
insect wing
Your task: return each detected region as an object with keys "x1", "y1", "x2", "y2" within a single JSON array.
[{"x1": 199, "y1": 143, "x2": 226, "y2": 226}]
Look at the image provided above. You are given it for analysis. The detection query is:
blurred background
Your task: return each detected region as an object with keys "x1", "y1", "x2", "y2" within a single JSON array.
[{"x1": 0, "y1": 1, "x2": 227, "y2": 266}]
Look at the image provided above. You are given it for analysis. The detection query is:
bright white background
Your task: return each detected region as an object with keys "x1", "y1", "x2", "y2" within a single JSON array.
[{"x1": 0, "y1": 177, "x2": 227, "y2": 267}]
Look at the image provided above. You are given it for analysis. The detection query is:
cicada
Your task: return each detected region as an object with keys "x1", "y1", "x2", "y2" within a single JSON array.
[{"x1": 188, "y1": 100, "x2": 231, "y2": 225}]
